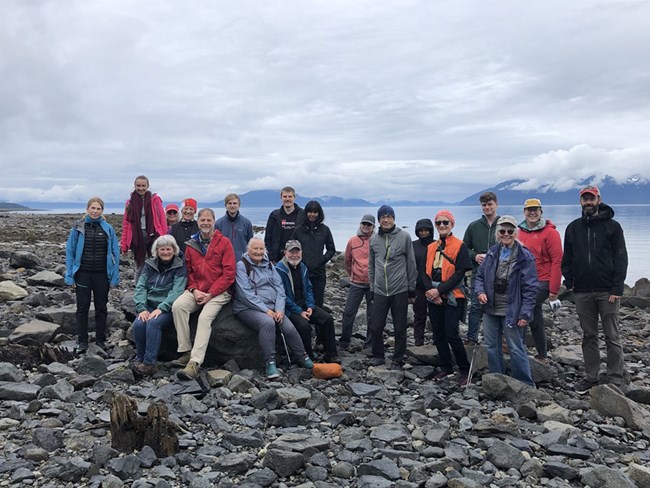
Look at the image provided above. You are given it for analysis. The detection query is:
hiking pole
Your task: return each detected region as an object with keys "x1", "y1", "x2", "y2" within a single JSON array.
[
  {"x1": 277, "y1": 323, "x2": 292, "y2": 364},
  {"x1": 466, "y1": 344, "x2": 477, "y2": 386}
]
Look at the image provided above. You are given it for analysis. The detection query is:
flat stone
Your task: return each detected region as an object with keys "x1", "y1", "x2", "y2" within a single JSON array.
[
  {"x1": 349, "y1": 382, "x2": 383, "y2": 396},
  {"x1": 26, "y1": 270, "x2": 65, "y2": 287},
  {"x1": 277, "y1": 386, "x2": 312, "y2": 406},
  {"x1": 267, "y1": 408, "x2": 310, "y2": 427},
  {"x1": 38, "y1": 379, "x2": 74, "y2": 401},
  {"x1": 628, "y1": 463, "x2": 650, "y2": 488},
  {"x1": 33, "y1": 427, "x2": 63, "y2": 451},
  {"x1": 0, "y1": 280, "x2": 29, "y2": 301},
  {"x1": 358, "y1": 458, "x2": 400, "y2": 480},
  {"x1": 227, "y1": 374, "x2": 256, "y2": 394},
  {"x1": 270, "y1": 433, "x2": 329, "y2": 456},
  {"x1": 425, "y1": 427, "x2": 450, "y2": 447},
  {"x1": 10, "y1": 251, "x2": 41, "y2": 269},
  {"x1": 0, "y1": 381, "x2": 41, "y2": 400},
  {"x1": 625, "y1": 384, "x2": 650, "y2": 405},
  {"x1": 580, "y1": 465, "x2": 636, "y2": 488},
  {"x1": 481, "y1": 373, "x2": 551, "y2": 402},
  {"x1": 223, "y1": 431, "x2": 264, "y2": 448},
  {"x1": 590, "y1": 384, "x2": 650, "y2": 430},
  {"x1": 0, "y1": 362, "x2": 24, "y2": 382},
  {"x1": 486, "y1": 440, "x2": 525, "y2": 470},
  {"x1": 357, "y1": 475, "x2": 393, "y2": 488},
  {"x1": 250, "y1": 388, "x2": 281, "y2": 410},
  {"x1": 214, "y1": 452, "x2": 255, "y2": 475},
  {"x1": 206, "y1": 369, "x2": 232, "y2": 387},
  {"x1": 263, "y1": 449, "x2": 304, "y2": 477},
  {"x1": 537, "y1": 403, "x2": 572, "y2": 424},
  {"x1": 370, "y1": 423, "x2": 411, "y2": 444},
  {"x1": 78, "y1": 355, "x2": 108, "y2": 377},
  {"x1": 552, "y1": 345, "x2": 583, "y2": 366},
  {"x1": 106, "y1": 454, "x2": 141, "y2": 480},
  {"x1": 544, "y1": 461, "x2": 578, "y2": 480},
  {"x1": 0, "y1": 418, "x2": 20, "y2": 429},
  {"x1": 546, "y1": 444, "x2": 591, "y2": 459}
]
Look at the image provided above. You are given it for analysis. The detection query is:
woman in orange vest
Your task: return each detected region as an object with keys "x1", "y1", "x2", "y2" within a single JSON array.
[{"x1": 423, "y1": 210, "x2": 472, "y2": 386}]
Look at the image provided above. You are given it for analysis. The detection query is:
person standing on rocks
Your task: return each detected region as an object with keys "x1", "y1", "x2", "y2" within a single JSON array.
[
  {"x1": 561, "y1": 185, "x2": 628, "y2": 394},
  {"x1": 264, "y1": 186, "x2": 303, "y2": 264},
  {"x1": 276, "y1": 240, "x2": 338, "y2": 363},
  {"x1": 412, "y1": 218, "x2": 435, "y2": 346},
  {"x1": 339, "y1": 214, "x2": 375, "y2": 351},
  {"x1": 65, "y1": 197, "x2": 120, "y2": 353},
  {"x1": 517, "y1": 198, "x2": 563, "y2": 364},
  {"x1": 291, "y1": 200, "x2": 336, "y2": 308},
  {"x1": 369, "y1": 205, "x2": 418, "y2": 369},
  {"x1": 169, "y1": 198, "x2": 199, "y2": 254},
  {"x1": 423, "y1": 211, "x2": 472, "y2": 385},
  {"x1": 475, "y1": 215, "x2": 537, "y2": 387},
  {"x1": 171, "y1": 208, "x2": 236, "y2": 381},
  {"x1": 121, "y1": 175, "x2": 167, "y2": 282},
  {"x1": 463, "y1": 191, "x2": 500, "y2": 344},
  {"x1": 233, "y1": 238, "x2": 314, "y2": 380},
  {"x1": 132, "y1": 235, "x2": 187, "y2": 376},
  {"x1": 216, "y1": 193, "x2": 254, "y2": 261}
]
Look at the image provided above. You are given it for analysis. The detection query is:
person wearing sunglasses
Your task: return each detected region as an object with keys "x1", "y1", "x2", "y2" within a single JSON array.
[
  {"x1": 517, "y1": 198, "x2": 563, "y2": 365},
  {"x1": 422, "y1": 210, "x2": 472, "y2": 385},
  {"x1": 165, "y1": 203, "x2": 180, "y2": 231},
  {"x1": 475, "y1": 215, "x2": 537, "y2": 387}
]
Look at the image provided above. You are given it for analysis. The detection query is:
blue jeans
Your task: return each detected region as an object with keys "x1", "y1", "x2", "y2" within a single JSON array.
[
  {"x1": 132, "y1": 309, "x2": 174, "y2": 365},
  {"x1": 483, "y1": 313, "x2": 535, "y2": 387},
  {"x1": 340, "y1": 284, "x2": 372, "y2": 346},
  {"x1": 466, "y1": 275, "x2": 483, "y2": 342}
]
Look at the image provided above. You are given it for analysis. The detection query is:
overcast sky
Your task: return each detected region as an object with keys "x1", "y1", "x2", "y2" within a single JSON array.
[{"x1": 2, "y1": 0, "x2": 649, "y2": 204}]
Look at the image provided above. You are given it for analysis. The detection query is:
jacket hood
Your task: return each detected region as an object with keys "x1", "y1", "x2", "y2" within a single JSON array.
[
  {"x1": 144, "y1": 255, "x2": 184, "y2": 272},
  {"x1": 518, "y1": 218, "x2": 557, "y2": 232},
  {"x1": 582, "y1": 202, "x2": 615, "y2": 223},
  {"x1": 415, "y1": 218, "x2": 434, "y2": 233},
  {"x1": 242, "y1": 252, "x2": 271, "y2": 267}
]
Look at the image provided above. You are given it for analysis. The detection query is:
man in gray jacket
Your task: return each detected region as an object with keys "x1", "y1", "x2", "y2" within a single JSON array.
[{"x1": 369, "y1": 205, "x2": 418, "y2": 368}]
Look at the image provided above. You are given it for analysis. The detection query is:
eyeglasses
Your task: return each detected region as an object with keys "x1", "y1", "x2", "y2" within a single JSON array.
[
  {"x1": 167, "y1": 210, "x2": 178, "y2": 215},
  {"x1": 498, "y1": 229, "x2": 515, "y2": 235},
  {"x1": 435, "y1": 220, "x2": 450, "y2": 226},
  {"x1": 525, "y1": 207, "x2": 541, "y2": 212},
  {"x1": 361, "y1": 222, "x2": 374, "y2": 227}
]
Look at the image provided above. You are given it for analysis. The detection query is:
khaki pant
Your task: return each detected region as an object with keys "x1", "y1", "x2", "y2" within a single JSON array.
[
  {"x1": 574, "y1": 291, "x2": 624, "y2": 384},
  {"x1": 171, "y1": 290, "x2": 231, "y2": 365}
]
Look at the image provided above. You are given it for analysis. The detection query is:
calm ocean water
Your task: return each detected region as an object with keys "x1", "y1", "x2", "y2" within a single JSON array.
[{"x1": 22, "y1": 204, "x2": 650, "y2": 286}]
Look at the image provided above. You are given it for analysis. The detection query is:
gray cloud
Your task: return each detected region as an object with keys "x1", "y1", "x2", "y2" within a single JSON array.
[{"x1": 1, "y1": 0, "x2": 649, "y2": 203}]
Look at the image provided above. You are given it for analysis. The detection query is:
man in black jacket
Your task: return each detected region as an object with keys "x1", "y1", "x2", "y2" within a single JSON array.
[
  {"x1": 264, "y1": 186, "x2": 303, "y2": 263},
  {"x1": 562, "y1": 185, "x2": 628, "y2": 394},
  {"x1": 412, "y1": 218, "x2": 434, "y2": 346}
]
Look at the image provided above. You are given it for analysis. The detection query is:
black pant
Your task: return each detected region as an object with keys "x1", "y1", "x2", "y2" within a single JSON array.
[
  {"x1": 371, "y1": 291, "x2": 408, "y2": 361},
  {"x1": 412, "y1": 289, "x2": 428, "y2": 344},
  {"x1": 289, "y1": 306, "x2": 338, "y2": 360},
  {"x1": 309, "y1": 273, "x2": 327, "y2": 308},
  {"x1": 428, "y1": 299, "x2": 470, "y2": 373},
  {"x1": 75, "y1": 271, "x2": 109, "y2": 345}
]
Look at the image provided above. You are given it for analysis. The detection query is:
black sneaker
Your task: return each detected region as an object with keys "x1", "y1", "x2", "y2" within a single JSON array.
[
  {"x1": 574, "y1": 378, "x2": 598, "y2": 395},
  {"x1": 75, "y1": 343, "x2": 88, "y2": 354}
]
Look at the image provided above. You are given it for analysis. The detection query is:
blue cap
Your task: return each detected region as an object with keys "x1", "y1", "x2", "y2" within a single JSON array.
[{"x1": 377, "y1": 205, "x2": 395, "y2": 220}]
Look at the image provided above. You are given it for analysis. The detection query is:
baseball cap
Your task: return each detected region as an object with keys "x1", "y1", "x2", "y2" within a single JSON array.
[
  {"x1": 285, "y1": 240, "x2": 302, "y2": 251},
  {"x1": 165, "y1": 203, "x2": 179, "y2": 213},
  {"x1": 580, "y1": 185, "x2": 600, "y2": 197},
  {"x1": 523, "y1": 198, "x2": 542, "y2": 209},
  {"x1": 497, "y1": 215, "x2": 518, "y2": 227},
  {"x1": 361, "y1": 214, "x2": 375, "y2": 225}
]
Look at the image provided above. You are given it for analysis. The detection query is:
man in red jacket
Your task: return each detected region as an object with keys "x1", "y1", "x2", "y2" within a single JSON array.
[
  {"x1": 517, "y1": 198, "x2": 562, "y2": 363},
  {"x1": 171, "y1": 208, "x2": 236, "y2": 380}
]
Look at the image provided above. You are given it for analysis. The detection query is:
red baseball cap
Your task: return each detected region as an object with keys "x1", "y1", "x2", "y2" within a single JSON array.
[
  {"x1": 165, "y1": 203, "x2": 179, "y2": 213},
  {"x1": 580, "y1": 185, "x2": 600, "y2": 197}
]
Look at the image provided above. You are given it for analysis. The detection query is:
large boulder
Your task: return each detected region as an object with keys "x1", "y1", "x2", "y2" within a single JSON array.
[
  {"x1": 481, "y1": 373, "x2": 551, "y2": 403},
  {"x1": 10, "y1": 251, "x2": 41, "y2": 269},
  {"x1": 590, "y1": 384, "x2": 650, "y2": 430},
  {"x1": 35, "y1": 305, "x2": 125, "y2": 335},
  {"x1": 0, "y1": 281, "x2": 28, "y2": 302},
  {"x1": 26, "y1": 271, "x2": 65, "y2": 287},
  {"x1": 9, "y1": 319, "x2": 61, "y2": 345}
]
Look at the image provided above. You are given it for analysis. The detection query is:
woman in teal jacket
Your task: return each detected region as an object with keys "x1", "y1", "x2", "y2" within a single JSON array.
[
  {"x1": 131, "y1": 235, "x2": 187, "y2": 376},
  {"x1": 65, "y1": 197, "x2": 120, "y2": 353}
]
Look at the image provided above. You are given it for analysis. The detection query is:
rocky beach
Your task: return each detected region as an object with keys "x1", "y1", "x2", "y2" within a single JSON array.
[{"x1": 1, "y1": 212, "x2": 650, "y2": 488}]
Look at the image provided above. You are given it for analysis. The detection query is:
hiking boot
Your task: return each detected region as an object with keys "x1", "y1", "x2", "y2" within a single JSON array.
[
  {"x1": 535, "y1": 355, "x2": 551, "y2": 365},
  {"x1": 75, "y1": 342, "x2": 88, "y2": 354},
  {"x1": 433, "y1": 370, "x2": 452, "y2": 381},
  {"x1": 302, "y1": 356, "x2": 314, "y2": 369},
  {"x1": 132, "y1": 362, "x2": 157, "y2": 376},
  {"x1": 324, "y1": 355, "x2": 341, "y2": 364},
  {"x1": 574, "y1": 378, "x2": 598, "y2": 395},
  {"x1": 457, "y1": 373, "x2": 470, "y2": 387},
  {"x1": 177, "y1": 361, "x2": 200, "y2": 380},
  {"x1": 370, "y1": 357, "x2": 385, "y2": 366},
  {"x1": 171, "y1": 352, "x2": 191, "y2": 367},
  {"x1": 390, "y1": 359, "x2": 405, "y2": 370},
  {"x1": 266, "y1": 360, "x2": 280, "y2": 380}
]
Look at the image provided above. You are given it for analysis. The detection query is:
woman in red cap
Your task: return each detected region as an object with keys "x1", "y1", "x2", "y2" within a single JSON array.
[
  {"x1": 423, "y1": 210, "x2": 472, "y2": 386},
  {"x1": 165, "y1": 203, "x2": 180, "y2": 231},
  {"x1": 121, "y1": 175, "x2": 167, "y2": 282},
  {"x1": 169, "y1": 198, "x2": 199, "y2": 254}
]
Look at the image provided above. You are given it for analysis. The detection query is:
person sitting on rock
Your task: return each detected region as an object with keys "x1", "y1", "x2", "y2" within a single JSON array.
[
  {"x1": 169, "y1": 198, "x2": 199, "y2": 254},
  {"x1": 131, "y1": 235, "x2": 187, "y2": 376},
  {"x1": 65, "y1": 197, "x2": 120, "y2": 353},
  {"x1": 233, "y1": 237, "x2": 314, "y2": 380},
  {"x1": 276, "y1": 240, "x2": 338, "y2": 362},
  {"x1": 171, "y1": 208, "x2": 236, "y2": 380},
  {"x1": 215, "y1": 193, "x2": 254, "y2": 261}
]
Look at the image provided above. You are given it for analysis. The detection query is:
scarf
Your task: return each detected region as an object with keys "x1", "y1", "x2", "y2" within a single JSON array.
[{"x1": 126, "y1": 190, "x2": 157, "y2": 267}]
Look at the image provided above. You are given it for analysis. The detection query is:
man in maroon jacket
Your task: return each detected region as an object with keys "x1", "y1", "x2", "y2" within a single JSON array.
[{"x1": 172, "y1": 208, "x2": 236, "y2": 380}]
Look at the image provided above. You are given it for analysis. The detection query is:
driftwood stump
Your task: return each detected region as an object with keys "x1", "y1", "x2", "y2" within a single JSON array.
[
  {"x1": 110, "y1": 393, "x2": 179, "y2": 457},
  {"x1": 0, "y1": 343, "x2": 74, "y2": 369}
]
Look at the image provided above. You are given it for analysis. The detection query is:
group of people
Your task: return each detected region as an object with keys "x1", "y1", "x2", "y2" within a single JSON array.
[{"x1": 65, "y1": 178, "x2": 628, "y2": 393}]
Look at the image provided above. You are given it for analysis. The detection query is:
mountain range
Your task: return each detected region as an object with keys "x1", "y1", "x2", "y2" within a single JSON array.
[{"x1": 4, "y1": 175, "x2": 649, "y2": 210}]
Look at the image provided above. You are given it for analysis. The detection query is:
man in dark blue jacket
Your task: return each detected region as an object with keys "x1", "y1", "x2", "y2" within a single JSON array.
[
  {"x1": 562, "y1": 185, "x2": 628, "y2": 394},
  {"x1": 216, "y1": 193, "x2": 253, "y2": 261},
  {"x1": 276, "y1": 240, "x2": 338, "y2": 362}
]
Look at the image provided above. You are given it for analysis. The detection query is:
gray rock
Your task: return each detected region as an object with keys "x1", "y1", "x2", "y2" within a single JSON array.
[
  {"x1": 349, "y1": 382, "x2": 383, "y2": 396},
  {"x1": 332, "y1": 461, "x2": 355, "y2": 479},
  {"x1": 214, "y1": 453, "x2": 255, "y2": 475},
  {"x1": 102, "y1": 367, "x2": 135, "y2": 384},
  {"x1": 482, "y1": 373, "x2": 551, "y2": 402},
  {"x1": 486, "y1": 440, "x2": 525, "y2": 470},
  {"x1": 590, "y1": 384, "x2": 650, "y2": 429},
  {"x1": 357, "y1": 475, "x2": 393, "y2": 488},
  {"x1": 11, "y1": 467, "x2": 35, "y2": 482},
  {"x1": 305, "y1": 465, "x2": 328, "y2": 481},
  {"x1": 27, "y1": 270, "x2": 65, "y2": 287},
  {"x1": 106, "y1": 454, "x2": 141, "y2": 480},
  {"x1": 180, "y1": 394, "x2": 208, "y2": 413},
  {"x1": 370, "y1": 423, "x2": 411, "y2": 444},
  {"x1": 277, "y1": 386, "x2": 312, "y2": 406},
  {"x1": 56, "y1": 456, "x2": 91, "y2": 482},
  {"x1": 45, "y1": 362, "x2": 76, "y2": 376},
  {"x1": 92, "y1": 445, "x2": 119, "y2": 466},
  {"x1": 520, "y1": 459, "x2": 544, "y2": 479},
  {"x1": 425, "y1": 427, "x2": 450, "y2": 447},
  {"x1": 36, "y1": 304, "x2": 123, "y2": 335},
  {"x1": 10, "y1": 251, "x2": 41, "y2": 269},
  {"x1": 137, "y1": 445, "x2": 158, "y2": 468},
  {"x1": 424, "y1": 473, "x2": 448, "y2": 488},
  {"x1": 101, "y1": 474, "x2": 125, "y2": 488},
  {"x1": 23, "y1": 448, "x2": 49, "y2": 462},
  {"x1": 305, "y1": 389, "x2": 329, "y2": 414},
  {"x1": 243, "y1": 467, "x2": 277, "y2": 487},
  {"x1": 267, "y1": 408, "x2": 310, "y2": 427},
  {"x1": 223, "y1": 431, "x2": 264, "y2": 448},
  {"x1": 227, "y1": 374, "x2": 256, "y2": 394},
  {"x1": 544, "y1": 461, "x2": 578, "y2": 480},
  {"x1": 625, "y1": 384, "x2": 650, "y2": 405},
  {"x1": 0, "y1": 362, "x2": 24, "y2": 382},
  {"x1": 38, "y1": 379, "x2": 74, "y2": 401},
  {"x1": 423, "y1": 393, "x2": 446, "y2": 410},
  {"x1": 0, "y1": 381, "x2": 41, "y2": 400},
  {"x1": 263, "y1": 449, "x2": 305, "y2": 477},
  {"x1": 537, "y1": 403, "x2": 572, "y2": 424},
  {"x1": 580, "y1": 465, "x2": 635, "y2": 488},
  {"x1": 250, "y1": 388, "x2": 281, "y2": 410},
  {"x1": 79, "y1": 355, "x2": 109, "y2": 376},
  {"x1": 270, "y1": 434, "x2": 329, "y2": 456},
  {"x1": 0, "y1": 280, "x2": 29, "y2": 301},
  {"x1": 628, "y1": 463, "x2": 650, "y2": 488},
  {"x1": 33, "y1": 427, "x2": 63, "y2": 451},
  {"x1": 447, "y1": 478, "x2": 480, "y2": 488},
  {"x1": 552, "y1": 345, "x2": 583, "y2": 366},
  {"x1": 23, "y1": 291, "x2": 49, "y2": 307},
  {"x1": 546, "y1": 444, "x2": 591, "y2": 459},
  {"x1": 357, "y1": 458, "x2": 400, "y2": 480}
]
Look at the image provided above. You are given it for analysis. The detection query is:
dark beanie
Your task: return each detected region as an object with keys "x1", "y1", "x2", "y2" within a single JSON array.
[{"x1": 377, "y1": 205, "x2": 395, "y2": 220}]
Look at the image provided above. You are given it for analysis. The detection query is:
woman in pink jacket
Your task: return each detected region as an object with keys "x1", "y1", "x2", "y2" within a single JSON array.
[
  {"x1": 121, "y1": 175, "x2": 167, "y2": 281},
  {"x1": 518, "y1": 198, "x2": 563, "y2": 363}
]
